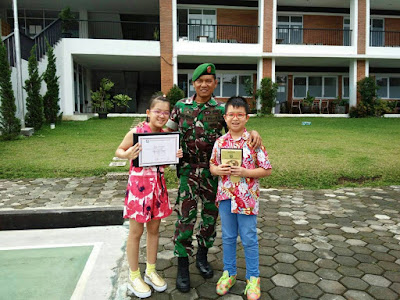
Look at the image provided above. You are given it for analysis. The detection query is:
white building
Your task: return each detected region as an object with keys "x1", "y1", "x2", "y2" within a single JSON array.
[{"x1": 1, "y1": 0, "x2": 400, "y2": 118}]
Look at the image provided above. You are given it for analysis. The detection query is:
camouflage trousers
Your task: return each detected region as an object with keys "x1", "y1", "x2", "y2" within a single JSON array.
[{"x1": 173, "y1": 166, "x2": 219, "y2": 257}]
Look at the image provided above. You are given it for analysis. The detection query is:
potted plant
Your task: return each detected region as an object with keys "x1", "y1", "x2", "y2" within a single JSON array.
[
  {"x1": 333, "y1": 97, "x2": 349, "y2": 114},
  {"x1": 302, "y1": 91, "x2": 315, "y2": 113},
  {"x1": 59, "y1": 7, "x2": 75, "y2": 38},
  {"x1": 90, "y1": 78, "x2": 132, "y2": 118}
]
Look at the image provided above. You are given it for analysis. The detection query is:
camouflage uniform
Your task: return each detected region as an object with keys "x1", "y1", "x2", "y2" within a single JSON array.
[{"x1": 166, "y1": 95, "x2": 226, "y2": 257}]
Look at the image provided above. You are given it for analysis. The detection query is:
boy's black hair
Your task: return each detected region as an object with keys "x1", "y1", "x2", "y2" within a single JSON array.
[{"x1": 225, "y1": 96, "x2": 250, "y2": 115}]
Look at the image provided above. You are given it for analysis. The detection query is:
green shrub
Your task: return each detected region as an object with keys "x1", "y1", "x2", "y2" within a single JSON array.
[
  {"x1": 0, "y1": 40, "x2": 21, "y2": 140},
  {"x1": 256, "y1": 77, "x2": 278, "y2": 115},
  {"x1": 166, "y1": 84, "x2": 184, "y2": 108},
  {"x1": 43, "y1": 40, "x2": 60, "y2": 124},
  {"x1": 24, "y1": 45, "x2": 44, "y2": 130}
]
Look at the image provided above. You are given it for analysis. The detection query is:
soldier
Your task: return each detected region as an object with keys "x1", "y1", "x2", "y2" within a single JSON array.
[{"x1": 166, "y1": 63, "x2": 261, "y2": 292}]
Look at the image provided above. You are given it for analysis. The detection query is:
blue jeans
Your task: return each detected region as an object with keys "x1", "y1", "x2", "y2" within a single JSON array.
[{"x1": 219, "y1": 199, "x2": 259, "y2": 279}]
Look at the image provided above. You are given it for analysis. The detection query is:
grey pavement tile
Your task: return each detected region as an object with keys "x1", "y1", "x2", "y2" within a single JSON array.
[
  {"x1": 368, "y1": 286, "x2": 399, "y2": 300},
  {"x1": 294, "y1": 282, "x2": 323, "y2": 298}
]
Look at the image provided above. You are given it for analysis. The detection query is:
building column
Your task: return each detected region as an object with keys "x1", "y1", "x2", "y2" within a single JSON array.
[
  {"x1": 357, "y1": 60, "x2": 367, "y2": 104},
  {"x1": 256, "y1": 58, "x2": 263, "y2": 110},
  {"x1": 358, "y1": 0, "x2": 367, "y2": 54},
  {"x1": 263, "y1": 0, "x2": 274, "y2": 53},
  {"x1": 61, "y1": 42, "x2": 75, "y2": 115},
  {"x1": 349, "y1": 60, "x2": 358, "y2": 107},
  {"x1": 350, "y1": 0, "x2": 358, "y2": 50},
  {"x1": 262, "y1": 58, "x2": 273, "y2": 78},
  {"x1": 79, "y1": 10, "x2": 88, "y2": 38},
  {"x1": 159, "y1": 0, "x2": 174, "y2": 93}
]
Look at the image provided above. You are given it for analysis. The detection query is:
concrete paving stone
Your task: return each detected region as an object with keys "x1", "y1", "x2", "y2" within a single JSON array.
[
  {"x1": 316, "y1": 268, "x2": 342, "y2": 281},
  {"x1": 357, "y1": 263, "x2": 384, "y2": 275},
  {"x1": 268, "y1": 287, "x2": 299, "y2": 300},
  {"x1": 343, "y1": 290, "x2": 375, "y2": 300},
  {"x1": 334, "y1": 256, "x2": 360, "y2": 267},
  {"x1": 293, "y1": 251, "x2": 317, "y2": 262},
  {"x1": 313, "y1": 249, "x2": 336, "y2": 259},
  {"x1": 275, "y1": 245, "x2": 297, "y2": 254},
  {"x1": 346, "y1": 239, "x2": 367, "y2": 246},
  {"x1": 196, "y1": 282, "x2": 219, "y2": 299},
  {"x1": 315, "y1": 258, "x2": 339, "y2": 269},
  {"x1": 271, "y1": 274, "x2": 298, "y2": 287},
  {"x1": 272, "y1": 263, "x2": 298, "y2": 275},
  {"x1": 259, "y1": 266, "x2": 276, "y2": 278},
  {"x1": 340, "y1": 276, "x2": 369, "y2": 290},
  {"x1": 337, "y1": 266, "x2": 364, "y2": 278},
  {"x1": 261, "y1": 256, "x2": 277, "y2": 266},
  {"x1": 371, "y1": 251, "x2": 396, "y2": 262},
  {"x1": 170, "y1": 288, "x2": 198, "y2": 300},
  {"x1": 318, "y1": 279, "x2": 346, "y2": 294},
  {"x1": 353, "y1": 254, "x2": 378, "y2": 264},
  {"x1": 294, "y1": 243, "x2": 315, "y2": 251},
  {"x1": 294, "y1": 261, "x2": 319, "y2": 272},
  {"x1": 320, "y1": 295, "x2": 346, "y2": 300},
  {"x1": 259, "y1": 247, "x2": 278, "y2": 256},
  {"x1": 274, "y1": 253, "x2": 297, "y2": 264},
  {"x1": 362, "y1": 274, "x2": 391, "y2": 287},
  {"x1": 331, "y1": 247, "x2": 355, "y2": 256},
  {"x1": 377, "y1": 261, "x2": 400, "y2": 272},
  {"x1": 349, "y1": 246, "x2": 372, "y2": 255},
  {"x1": 295, "y1": 282, "x2": 323, "y2": 298},
  {"x1": 293, "y1": 271, "x2": 320, "y2": 284},
  {"x1": 368, "y1": 286, "x2": 399, "y2": 300},
  {"x1": 390, "y1": 282, "x2": 400, "y2": 294}
]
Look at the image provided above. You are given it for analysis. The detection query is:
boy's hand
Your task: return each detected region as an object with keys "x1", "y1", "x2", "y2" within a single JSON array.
[
  {"x1": 230, "y1": 166, "x2": 247, "y2": 177},
  {"x1": 176, "y1": 148, "x2": 183, "y2": 158},
  {"x1": 249, "y1": 130, "x2": 262, "y2": 148},
  {"x1": 125, "y1": 143, "x2": 142, "y2": 160},
  {"x1": 215, "y1": 164, "x2": 232, "y2": 176}
]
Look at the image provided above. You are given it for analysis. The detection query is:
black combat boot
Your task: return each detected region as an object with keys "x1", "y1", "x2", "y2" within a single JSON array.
[
  {"x1": 176, "y1": 256, "x2": 190, "y2": 292},
  {"x1": 196, "y1": 246, "x2": 213, "y2": 279}
]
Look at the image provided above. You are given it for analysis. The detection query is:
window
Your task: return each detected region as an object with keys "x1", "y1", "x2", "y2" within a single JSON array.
[
  {"x1": 277, "y1": 15, "x2": 303, "y2": 44},
  {"x1": 389, "y1": 78, "x2": 400, "y2": 99},
  {"x1": 294, "y1": 77, "x2": 307, "y2": 98},
  {"x1": 186, "y1": 8, "x2": 216, "y2": 41},
  {"x1": 376, "y1": 77, "x2": 388, "y2": 98},
  {"x1": 324, "y1": 77, "x2": 337, "y2": 98},
  {"x1": 376, "y1": 77, "x2": 400, "y2": 99},
  {"x1": 308, "y1": 77, "x2": 322, "y2": 97},
  {"x1": 343, "y1": 76, "x2": 349, "y2": 98},
  {"x1": 293, "y1": 76, "x2": 338, "y2": 98},
  {"x1": 370, "y1": 18, "x2": 384, "y2": 47},
  {"x1": 222, "y1": 75, "x2": 237, "y2": 97},
  {"x1": 343, "y1": 17, "x2": 350, "y2": 46}
]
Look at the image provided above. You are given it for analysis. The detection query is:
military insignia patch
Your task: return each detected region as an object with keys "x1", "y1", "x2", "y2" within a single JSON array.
[{"x1": 207, "y1": 66, "x2": 211, "y2": 73}]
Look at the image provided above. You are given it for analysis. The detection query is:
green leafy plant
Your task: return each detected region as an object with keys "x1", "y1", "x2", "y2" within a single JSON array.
[
  {"x1": 90, "y1": 78, "x2": 132, "y2": 114},
  {"x1": 303, "y1": 91, "x2": 315, "y2": 106},
  {"x1": 43, "y1": 40, "x2": 60, "y2": 124},
  {"x1": 255, "y1": 77, "x2": 278, "y2": 115},
  {"x1": 0, "y1": 40, "x2": 21, "y2": 140},
  {"x1": 153, "y1": 27, "x2": 160, "y2": 41},
  {"x1": 59, "y1": 7, "x2": 75, "y2": 34},
  {"x1": 166, "y1": 84, "x2": 184, "y2": 109},
  {"x1": 24, "y1": 45, "x2": 44, "y2": 130},
  {"x1": 350, "y1": 77, "x2": 386, "y2": 118}
]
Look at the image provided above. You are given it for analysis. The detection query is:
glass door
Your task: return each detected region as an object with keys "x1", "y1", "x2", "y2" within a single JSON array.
[
  {"x1": 370, "y1": 18, "x2": 384, "y2": 47},
  {"x1": 343, "y1": 17, "x2": 350, "y2": 46}
]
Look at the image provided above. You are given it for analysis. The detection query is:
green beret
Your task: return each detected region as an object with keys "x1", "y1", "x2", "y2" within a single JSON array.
[{"x1": 192, "y1": 63, "x2": 216, "y2": 82}]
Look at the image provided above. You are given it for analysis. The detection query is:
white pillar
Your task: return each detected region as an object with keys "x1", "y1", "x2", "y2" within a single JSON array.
[
  {"x1": 256, "y1": 58, "x2": 263, "y2": 111},
  {"x1": 61, "y1": 42, "x2": 75, "y2": 115},
  {"x1": 172, "y1": 0, "x2": 178, "y2": 85},
  {"x1": 272, "y1": 0, "x2": 277, "y2": 51},
  {"x1": 350, "y1": 0, "x2": 358, "y2": 52},
  {"x1": 365, "y1": 60, "x2": 369, "y2": 77},
  {"x1": 349, "y1": 59, "x2": 357, "y2": 108},
  {"x1": 365, "y1": 0, "x2": 370, "y2": 52},
  {"x1": 79, "y1": 10, "x2": 88, "y2": 38},
  {"x1": 12, "y1": 0, "x2": 25, "y2": 127},
  {"x1": 258, "y1": 0, "x2": 264, "y2": 48}
]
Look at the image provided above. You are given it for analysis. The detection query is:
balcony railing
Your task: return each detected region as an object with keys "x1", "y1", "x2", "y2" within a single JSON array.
[
  {"x1": 66, "y1": 20, "x2": 160, "y2": 41},
  {"x1": 178, "y1": 23, "x2": 259, "y2": 44},
  {"x1": 276, "y1": 27, "x2": 352, "y2": 46},
  {"x1": 370, "y1": 30, "x2": 400, "y2": 47}
]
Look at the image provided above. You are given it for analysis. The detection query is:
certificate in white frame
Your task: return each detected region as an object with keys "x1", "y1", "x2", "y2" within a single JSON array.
[{"x1": 133, "y1": 132, "x2": 180, "y2": 167}]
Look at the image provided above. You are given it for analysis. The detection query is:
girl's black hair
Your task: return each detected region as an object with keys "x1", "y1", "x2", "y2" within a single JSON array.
[
  {"x1": 226, "y1": 96, "x2": 250, "y2": 115},
  {"x1": 146, "y1": 95, "x2": 170, "y2": 122}
]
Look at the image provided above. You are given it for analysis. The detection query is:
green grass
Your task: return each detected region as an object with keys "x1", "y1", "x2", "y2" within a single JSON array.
[{"x1": 1, "y1": 117, "x2": 399, "y2": 189}]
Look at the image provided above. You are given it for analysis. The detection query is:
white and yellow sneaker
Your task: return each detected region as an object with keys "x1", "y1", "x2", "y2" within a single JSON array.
[
  {"x1": 127, "y1": 276, "x2": 151, "y2": 298},
  {"x1": 144, "y1": 271, "x2": 167, "y2": 292}
]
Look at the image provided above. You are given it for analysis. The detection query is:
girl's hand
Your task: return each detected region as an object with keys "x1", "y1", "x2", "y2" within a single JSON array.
[
  {"x1": 125, "y1": 143, "x2": 142, "y2": 160},
  {"x1": 230, "y1": 166, "x2": 247, "y2": 177},
  {"x1": 176, "y1": 148, "x2": 183, "y2": 158},
  {"x1": 215, "y1": 164, "x2": 231, "y2": 176}
]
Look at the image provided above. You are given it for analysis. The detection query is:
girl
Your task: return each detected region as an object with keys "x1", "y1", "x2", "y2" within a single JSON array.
[{"x1": 115, "y1": 95, "x2": 182, "y2": 298}]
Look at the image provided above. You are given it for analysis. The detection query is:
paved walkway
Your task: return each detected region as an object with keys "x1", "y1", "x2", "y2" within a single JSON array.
[{"x1": 1, "y1": 178, "x2": 400, "y2": 299}]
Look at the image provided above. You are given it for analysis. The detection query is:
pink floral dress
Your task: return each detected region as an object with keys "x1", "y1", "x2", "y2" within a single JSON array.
[{"x1": 123, "y1": 122, "x2": 172, "y2": 222}]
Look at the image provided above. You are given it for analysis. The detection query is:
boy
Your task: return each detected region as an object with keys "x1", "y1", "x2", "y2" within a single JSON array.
[{"x1": 209, "y1": 96, "x2": 272, "y2": 300}]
